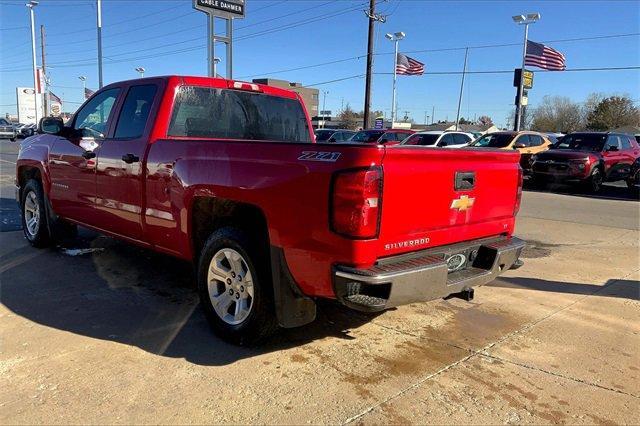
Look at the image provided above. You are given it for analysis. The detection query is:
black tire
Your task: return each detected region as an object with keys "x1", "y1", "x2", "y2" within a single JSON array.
[
  {"x1": 10, "y1": 137, "x2": 16, "y2": 142},
  {"x1": 197, "y1": 227, "x2": 278, "y2": 345},
  {"x1": 585, "y1": 168, "x2": 603, "y2": 193},
  {"x1": 21, "y1": 179, "x2": 52, "y2": 247},
  {"x1": 530, "y1": 175, "x2": 547, "y2": 190}
]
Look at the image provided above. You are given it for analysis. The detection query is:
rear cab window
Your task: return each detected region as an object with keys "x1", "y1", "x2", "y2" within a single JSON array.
[{"x1": 168, "y1": 86, "x2": 311, "y2": 142}]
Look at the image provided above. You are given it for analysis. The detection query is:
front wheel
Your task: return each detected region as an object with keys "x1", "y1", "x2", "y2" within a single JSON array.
[
  {"x1": 21, "y1": 179, "x2": 51, "y2": 247},
  {"x1": 585, "y1": 168, "x2": 603, "y2": 193},
  {"x1": 197, "y1": 227, "x2": 278, "y2": 345}
]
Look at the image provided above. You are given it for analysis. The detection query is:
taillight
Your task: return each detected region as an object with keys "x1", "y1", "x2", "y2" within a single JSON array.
[
  {"x1": 514, "y1": 166, "x2": 523, "y2": 215},
  {"x1": 331, "y1": 167, "x2": 383, "y2": 239}
]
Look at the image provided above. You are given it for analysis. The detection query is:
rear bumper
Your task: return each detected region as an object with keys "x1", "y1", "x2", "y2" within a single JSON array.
[{"x1": 333, "y1": 236, "x2": 525, "y2": 312}]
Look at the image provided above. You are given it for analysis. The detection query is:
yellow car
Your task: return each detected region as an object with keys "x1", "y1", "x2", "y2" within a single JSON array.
[{"x1": 469, "y1": 131, "x2": 553, "y2": 172}]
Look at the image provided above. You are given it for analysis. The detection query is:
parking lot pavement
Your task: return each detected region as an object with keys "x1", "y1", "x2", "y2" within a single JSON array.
[{"x1": 1, "y1": 138, "x2": 639, "y2": 424}]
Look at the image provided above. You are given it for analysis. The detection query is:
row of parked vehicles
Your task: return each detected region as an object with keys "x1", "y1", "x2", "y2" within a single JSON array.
[
  {"x1": 314, "y1": 128, "x2": 640, "y2": 193},
  {"x1": 0, "y1": 118, "x2": 37, "y2": 141}
]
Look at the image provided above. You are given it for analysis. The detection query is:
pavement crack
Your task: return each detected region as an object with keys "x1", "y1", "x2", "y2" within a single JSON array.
[{"x1": 481, "y1": 353, "x2": 640, "y2": 399}]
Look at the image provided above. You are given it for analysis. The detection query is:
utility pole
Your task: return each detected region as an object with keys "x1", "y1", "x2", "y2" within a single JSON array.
[
  {"x1": 455, "y1": 47, "x2": 469, "y2": 131},
  {"x1": 27, "y1": 1, "x2": 38, "y2": 125},
  {"x1": 40, "y1": 24, "x2": 49, "y2": 117},
  {"x1": 96, "y1": 0, "x2": 103, "y2": 88},
  {"x1": 363, "y1": 0, "x2": 385, "y2": 130},
  {"x1": 431, "y1": 106, "x2": 435, "y2": 124},
  {"x1": 321, "y1": 90, "x2": 329, "y2": 129}
]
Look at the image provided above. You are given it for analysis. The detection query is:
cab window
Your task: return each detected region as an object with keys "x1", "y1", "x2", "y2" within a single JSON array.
[
  {"x1": 529, "y1": 135, "x2": 544, "y2": 147},
  {"x1": 73, "y1": 88, "x2": 120, "y2": 138},
  {"x1": 114, "y1": 84, "x2": 157, "y2": 139},
  {"x1": 438, "y1": 133, "x2": 455, "y2": 147},
  {"x1": 515, "y1": 135, "x2": 531, "y2": 147},
  {"x1": 453, "y1": 133, "x2": 471, "y2": 145}
]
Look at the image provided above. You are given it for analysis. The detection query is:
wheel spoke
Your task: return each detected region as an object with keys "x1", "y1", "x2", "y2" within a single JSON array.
[
  {"x1": 234, "y1": 298, "x2": 243, "y2": 319},
  {"x1": 225, "y1": 250, "x2": 243, "y2": 276},
  {"x1": 213, "y1": 292, "x2": 234, "y2": 315},
  {"x1": 209, "y1": 261, "x2": 228, "y2": 283}
]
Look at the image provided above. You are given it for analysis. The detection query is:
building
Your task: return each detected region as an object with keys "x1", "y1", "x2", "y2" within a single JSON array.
[{"x1": 251, "y1": 78, "x2": 319, "y2": 118}]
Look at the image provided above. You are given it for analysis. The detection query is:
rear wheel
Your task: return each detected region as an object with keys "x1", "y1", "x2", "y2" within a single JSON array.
[
  {"x1": 530, "y1": 175, "x2": 547, "y2": 190},
  {"x1": 197, "y1": 227, "x2": 278, "y2": 345}
]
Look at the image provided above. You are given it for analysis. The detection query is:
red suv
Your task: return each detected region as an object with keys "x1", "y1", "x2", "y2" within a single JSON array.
[{"x1": 531, "y1": 132, "x2": 640, "y2": 192}]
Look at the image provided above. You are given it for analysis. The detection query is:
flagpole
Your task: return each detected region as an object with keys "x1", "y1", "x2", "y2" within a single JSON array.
[
  {"x1": 515, "y1": 23, "x2": 529, "y2": 131},
  {"x1": 455, "y1": 47, "x2": 468, "y2": 131},
  {"x1": 391, "y1": 38, "x2": 398, "y2": 127}
]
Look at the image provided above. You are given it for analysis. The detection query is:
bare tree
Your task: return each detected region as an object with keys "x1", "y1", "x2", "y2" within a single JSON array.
[
  {"x1": 336, "y1": 103, "x2": 359, "y2": 130},
  {"x1": 530, "y1": 96, "x2": 583, "y2": 133},
  {"x1": 478, "y1": 115, "x2": 493, "y2": 126}
]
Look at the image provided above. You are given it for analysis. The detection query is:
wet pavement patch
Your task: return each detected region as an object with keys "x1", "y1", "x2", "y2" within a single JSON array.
[{"x1": 521, "y1": 240, "x2": 563, "y2": 259}]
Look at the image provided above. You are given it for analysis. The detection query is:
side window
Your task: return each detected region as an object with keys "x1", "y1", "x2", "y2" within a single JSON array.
[
  {"x1": 529, "y1": 135, "x2": 543, "y2": 147},
  {"x1": 73, "y1": 88, "x2": 120, "y2": 138},
  {"x1": 605, "y1": 136, "x2": 621, "y2": 150},
  {"x1": 620, "y1": 136, "x2": 632, "y2": 150},
  {"x1": 0, "y1": 119, "x2": 8, "y2": 125},
  {"x1": 114, "y1": 85, "x2": 157, "y2": 139},
  {"x1": 515, "y1": 135, "x2": 531, "y2": 147},
  {"x1": 453, "y1": 133, "x2": 470, "y2": 145},
  {"x1": 439, "y1": 133, "x2": 455, "y2": 147}
]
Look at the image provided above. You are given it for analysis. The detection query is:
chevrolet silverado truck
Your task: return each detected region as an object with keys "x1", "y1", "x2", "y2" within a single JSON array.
[{"x1": 16, "y1": 76, "x2": 525, "y2": 344}]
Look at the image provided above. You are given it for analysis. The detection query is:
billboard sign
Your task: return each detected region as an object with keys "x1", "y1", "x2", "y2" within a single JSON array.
[
  {"x1": 374, "y1": 117, "x2": 384, "y2": 130},
  {"x1": 193, "y1": 0, "x2": 245, "y2": 18},
  {"x1": 513, "y1": 68, "x2": 534, "y2": 90},
  {"x1": 16, "y1": 87, "x2": 43, "y2": 125}
]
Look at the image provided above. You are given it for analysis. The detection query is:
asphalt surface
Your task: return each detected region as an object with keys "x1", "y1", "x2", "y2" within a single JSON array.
[{"x1": 1, "y1": 138, "x2": 639, "y2": 424}]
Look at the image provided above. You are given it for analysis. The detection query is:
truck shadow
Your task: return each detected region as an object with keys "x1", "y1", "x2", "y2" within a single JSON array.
[
  {"x1": 489, "y1": 277, "x2": 639, "y2": 300},
  {"x1": 0, "y1": 229, "x2": 382, "y2": 366}
]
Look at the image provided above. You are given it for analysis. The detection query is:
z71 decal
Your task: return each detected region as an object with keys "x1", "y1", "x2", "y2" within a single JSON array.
[{"x1": 298, "y1": 151, "x2": 341, "y2": 162}]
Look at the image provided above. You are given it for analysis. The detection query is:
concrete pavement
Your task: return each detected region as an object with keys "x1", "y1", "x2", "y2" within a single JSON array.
[{"x1": 0, "y1": 139, "x2": 638, "y2": 424}]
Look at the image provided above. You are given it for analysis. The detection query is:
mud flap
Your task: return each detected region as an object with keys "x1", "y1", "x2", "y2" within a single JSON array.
[{"x1": 270, "y1": 246, "x2": 316, "y2": 328}]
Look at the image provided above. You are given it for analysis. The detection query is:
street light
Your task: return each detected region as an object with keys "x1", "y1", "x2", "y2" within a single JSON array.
[
  {"x1": 26, "y1": 1, "x2": 39, "y2": 125},
  {"x1": 320, "y1": 90, "x2": 329, "y2": 129},
  {"x1": 512, "y1": 12, "x2": 540, "y2": 131},
  {"x1": 213, "y1": 57, "x2": 221, "y2": 77},
  {"x1": 78, "y1": 76, "x2": 86, "y2": 101},
  {"x1": 135, "y1": 67, "x2": 145, "y2": 78},
  {"x1": 385, "y1": 31, "x2": 405, "y2": 127}
]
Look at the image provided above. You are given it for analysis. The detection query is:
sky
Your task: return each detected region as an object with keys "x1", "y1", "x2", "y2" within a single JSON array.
[{"x1": 1, "y1": 0, "x2": 639, "y2": 128}]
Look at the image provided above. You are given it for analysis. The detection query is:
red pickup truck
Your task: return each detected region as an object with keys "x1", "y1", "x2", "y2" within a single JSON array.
[{"x1": 16, "y1": 76, "x2": 525, "y2": 344}]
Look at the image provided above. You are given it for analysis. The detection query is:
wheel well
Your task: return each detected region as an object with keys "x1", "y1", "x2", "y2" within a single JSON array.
[
  {"x1": 191, "y1": 197, "x2": 270, "y2": 258},
  {"x1": 17, "y1": 167, "x2": 42, "y2": 200}
]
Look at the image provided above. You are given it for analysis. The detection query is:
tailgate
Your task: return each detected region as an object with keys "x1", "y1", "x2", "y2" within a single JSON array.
[{"x1": 378, "y1": 146, "x2": 521, "y2": 257}]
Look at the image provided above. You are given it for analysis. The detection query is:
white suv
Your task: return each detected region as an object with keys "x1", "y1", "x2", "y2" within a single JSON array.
[{"x1": 400, "y1": 131, "x2": 474, "y2": 148}]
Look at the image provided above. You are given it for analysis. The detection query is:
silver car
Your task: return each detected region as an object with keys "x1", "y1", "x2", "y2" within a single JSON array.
[{"x1": 0, "y1": 118, "x2": 17, "y2": 141}]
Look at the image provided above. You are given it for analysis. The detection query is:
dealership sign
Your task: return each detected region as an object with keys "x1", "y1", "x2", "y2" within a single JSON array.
[
  {"x1": 16, "y1": 87, "x2": 43, "y2": 125},
  {"x1": 193, "y1": 0, "x2": 245, "y2": 18}
]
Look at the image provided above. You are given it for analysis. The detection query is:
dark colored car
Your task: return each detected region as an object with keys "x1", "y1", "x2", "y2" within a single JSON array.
[
  {"x1": 531, "y1": 132, "x2": 640, "y2": 192},
  {"x1": 314, "y1": 128, "x2": 355, "y2": 143},
  {"x1": 0, "y1": 118, "x2": 17, "y2": 141},
  {"x1": 20, "y1": 123, "x2": 37, "y2": 138},
  {"x1": 627, "y1": 157, "x2": 640, "y2": 190},
  {"x1": 378, "y1": 129, "x2": 415, "y2": 145},
  {"x1": 348, "y1": 129, "x2": 386, "y2": 143}
]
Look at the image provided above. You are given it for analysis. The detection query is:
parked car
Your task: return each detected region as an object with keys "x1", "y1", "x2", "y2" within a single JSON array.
[
  {"x1": 17, "y1": 75, "x2": 525, "y2": 344},
  {"x1": 627, "y1": 157, "x2": 640, "y2": 190},
  {"x1": 19, "y1": 123, "x2": 37, "y2": 138},
  {"x1": 0, "y1": 118, "x2": 17, "y2": 141},
  {"x1": 377, "y1": 129, "x2": 415, "y2": 145},
  {"x1": 531, "y1": 132, "x2": 640, "y2": 192},
  {"x1": 401, "y1": 131, "x2": 474, "y2": 148},
  {"x1": 314, "y1": 128, "x2": 355, "y2": 143},
  {"x1": 469, "y1": 131, "x2": 553, "y2": 173},
  {"x1": 347, "y1": 129, "x2": 387, "y2": 143}
]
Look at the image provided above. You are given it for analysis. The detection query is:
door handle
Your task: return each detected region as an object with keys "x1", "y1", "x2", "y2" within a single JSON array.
[
  {"x1": 121, "y1": 153, "x2": 140, "y2": 164},
  {"x1": 82, "y1": 151, "x2": 96, "y2": 159}
]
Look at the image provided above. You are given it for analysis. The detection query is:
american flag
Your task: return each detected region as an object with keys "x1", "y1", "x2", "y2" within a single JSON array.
[
  {"x1": 84, "y1": 87, "x2": 95, "y2": 99},
  {"x1": 49, "y1": 91, "x2": 62, "y2": 104},
  {"x1": 525, "y1": 40, "x2": 566, "y2": 71},
  {"x1": 396, "y1": 53, "x2": 425, "y2": 75}
]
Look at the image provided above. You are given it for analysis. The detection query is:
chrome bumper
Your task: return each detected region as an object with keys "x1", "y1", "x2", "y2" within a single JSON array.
[{"x1": 333, "y1": 236, "x2": 525, "y2": 312}]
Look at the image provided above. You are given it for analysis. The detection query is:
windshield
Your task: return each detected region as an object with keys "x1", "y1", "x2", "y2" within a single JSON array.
[
  {"x1": 470, "y1": 133, "x2": 515, "y2": 148},
  {"x1": 350, "y1": 130, "x2": 385, "y2": 143},
  {"x1": 402, "y1": 133, "x2": 440, "y2": 146},
  {"x1": 314, "y1": 129, "x2": 334, "y2": 141},
  {"x1": 553, "y1": 134, "x2": 606, "y2": 152}
]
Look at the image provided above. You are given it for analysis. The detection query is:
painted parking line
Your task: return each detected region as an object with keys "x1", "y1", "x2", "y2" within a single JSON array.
[{"x1": 0, "y1": 159, "x2": 17, "y2": 165}]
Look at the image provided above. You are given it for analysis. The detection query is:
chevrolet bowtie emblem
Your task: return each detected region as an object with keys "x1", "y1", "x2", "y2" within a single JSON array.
[{"x1": 451, "y1": 195, "x2": 475, "y2": 211}]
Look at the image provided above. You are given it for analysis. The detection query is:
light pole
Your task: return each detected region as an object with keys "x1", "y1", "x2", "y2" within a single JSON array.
[
  {"x1": 78, "y1": 76, "x2": 86, "y2": 102},
  {"x1": 455, "y1": 47, "x2": 469, "y2": 131},
  {"x1": 512, "y1": 13, "x2": 540, "y2": 131},
  {"x1": 385, "y1": 31, "x2": 405, "y2": 128},
  {"x1": 135, "y1": 67, "x2": 145, "y2": 78},
  {"x1": 96, "y1": 0, "x2": 103, "y2": 88},
  {"x1": 27, "y1": 1, "x2": 39, "y2": 125},
  {"x1": 321, "y1": 90, "x2": 328, "y2": 129}
]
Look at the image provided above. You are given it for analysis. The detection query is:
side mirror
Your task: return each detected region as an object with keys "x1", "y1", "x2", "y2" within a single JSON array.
[
  {"x1": 38, "y1": 116, "x2": 64, "y2": 135},
  {"x1": 607, "y1": 145, "x2": 619, "y2": 152},
  {"x1": 514, "y1": 142, "x2": 526, "y2": 149}
]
